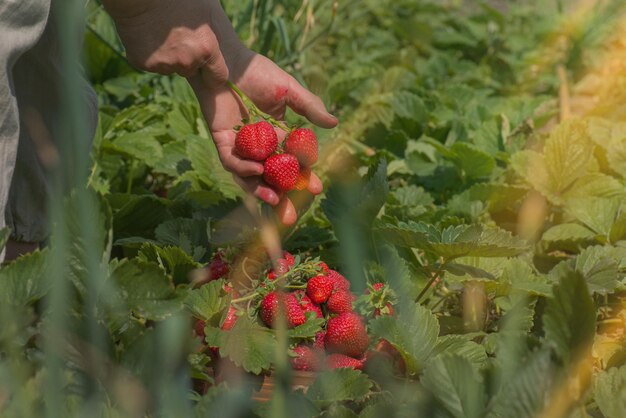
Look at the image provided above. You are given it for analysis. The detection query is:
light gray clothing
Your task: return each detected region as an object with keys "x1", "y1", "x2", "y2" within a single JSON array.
[{"x1": 0, "y1": 0, "x2": 98, "y2": 244}]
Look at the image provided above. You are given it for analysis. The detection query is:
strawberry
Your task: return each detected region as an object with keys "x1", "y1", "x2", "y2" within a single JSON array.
[
  {"x1": 326, "y1": 354, "x2": 364, "y2": 370},
  {"x1": 194, "y1": 319, "x2": 206, "y2": 338},
  {"x1": 327, "y1": 290, "x2": 355, "y2": 314},
  {"x1": 306, "y1": 275, "x2": 335, "y2": 304},
  {"x1": 263, "y1": 154, "x2": 300, "y2": 192},
  {"x1": 208, "y1": 252, "x2": 230, "y2": 281},
  {"x1": 294, "y1": 168, "x2": 311, "y2": 191},
  {"x1": 327, "y1": 270, "x2": 351, "y2": 291},
  {"x1": 325, "y1": 312, "x2": 369, "y2": 358},
  {"x1": 319, "y1": 262, "x2": 330, "y2": 274},
  {"x1": 290, "y1": 345, "x2": 320, "y2": 371},
  {"x1": 299, "y1": 294, "x2": 324, "y2": 319},
  {"x1": 221, "y1": 307, "x2": 238, "y2": 331},
  {"x1": 313, "y1": 331, "x2": 326, "y2": 350},
  {"x1": 259, "y1": 291, "x2": 306, "y2": 329},
  {"x1": 366, "y1": 282, "x2": 395, "y2": 317},
  {"x1": 234, "y1": 121, "x2": 278, "y2": 161},
  {"x1": 285, "y1": 128, "x2": 318, "y2": 167},
  {"x1": 282, "y1": 251, "x2": 296, "y2": 267}
]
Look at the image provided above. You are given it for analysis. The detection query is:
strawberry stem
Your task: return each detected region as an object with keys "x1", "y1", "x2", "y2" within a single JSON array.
[{"x1": 227, "y1": 81, "x2": 291, "y2": 132}]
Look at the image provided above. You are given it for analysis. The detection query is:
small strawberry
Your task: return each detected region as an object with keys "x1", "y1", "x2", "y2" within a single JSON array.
[
  {"x1": 327, "y1": 290, "x2": 355, "y2": 314},
  {"x1": 194, "y1": 319, "x2": 206, "y2": 338},
  {"x1": 290, "y1": 345, "x2": 320, "y2": 371},
  {"x1": 285, "y1": 128, "x2": 318, "y2": 167},
  {"x1": 306, "y1": 275, "x2": 335, "y2": 304},
  {"x1": 263, "y1": 154, "x2": 300, "y2": 192},
  {"x1": 260, "y1": 291, "x2": 306, "y2": 329},
  {"x1": 221, "y1": 307, "x2": 238, "y2": 331},
  {"x1": 327, "y1": 270, "x2": 351, "y2": 291},
  {"x1": 234, "y1": 121, "x2": 278, "y2": 161},
  {"x1": 282, "y1": 251, "x2": 296, "y2": 267},
  {"x1": 366, "y1": 282, "x2": 395, "y2": 317},
  {"x1": 299, "y1": 294, "x2": 324, "y2": 319},
  {"x1": 325, "y1": 312, "x2": 369, "y2": 358},
  {"x1": 313, "y1": 331, "x2": 326, "y2": 350},
  {"x1": 208, "y1": 252, "x2": 230, "y2": 281},
  {"x1": 319, "y1": 262, "x2": 330, "y2": 274},
  {"x1": 294, "y1": 168, "x2": 311, "y2": 191},
  {"x1": 326, "y1": 354, "x2": 364, "y2": 370}
]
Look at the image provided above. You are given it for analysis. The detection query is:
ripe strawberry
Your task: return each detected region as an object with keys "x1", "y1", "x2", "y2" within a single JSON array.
[
  {"x1": 313, "y1": 331, "x2": 326, "y2": 350},
  {"x1": 327, "y1": 290, "x2": 355, "y2": 314},
  {"x1": 369, "y1": 283, "x2": 386, "y2": 293},
  {"x1": 319, "y1": 262, "x2": 330, "y2": 274},
  {"x1": 207, "y1": 252, "x2": 230, "y2": 281},
  {"x1": 221, "y1": 307, "x2": 238, "y2": 331},
  {"x1": 263, "y1": 154, "x2": 300, "y2": 192},
  {"x1": 194, "y1": 319, "x2": 206, "y2": 338},
  {"x1": 282, "y1": 251, "x2": 296, "y2": 267},
  {"x1": 259, "y1": 291, "x2": 306, "y2": 329},
  {"x1": 299, "y1": 294, "x2": 324, "y2": 319},
  {"x1": 294, "y1": 168, "x2": 311, "y2": 191},
  {"x1": 325, "y1": 312, "x2": 369, "y2": 358},
  {"x1": 290, "y1": 345, "x2": 320, "y2": 371},
  {"x1": 234, "y1": 121, "x2": 278, "y2": 161},
  {"x1": 327, "y1": 270, "x2": 351, "y2": 291},
  {"x1": 285, "y1": 128, "x2": 318, "y2": 167},
  {"x1": 326, "y1": 354, "x2": 364, "y2": 370},
  {"x1": 306, "y1": 275, "x2": 335, "y2": 304}
]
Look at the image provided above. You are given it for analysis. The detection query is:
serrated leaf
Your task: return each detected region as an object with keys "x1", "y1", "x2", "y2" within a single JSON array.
[
  {"x1": 109, "y1": 194, "x2": 172, "y2": 240},
  {"x1": 541, "y1": 223, "x2": 595, "y2": 243},
  {"x1": 422, "y1": 355, "x2": 486, "y2": 418},
  {"x1": 138, "y1": 243, "x2": 201, "y2": 284},
  {"x1": 0, "y1": 249, "x2": 49, "y2": 306},
  {"x1": 432, "y1": 335, "x2": 488, "y2": 368},
  {"x1": 154, "y1": 218, "x2": 210, "y2": 261},
  {"x1": 184, "y1": 280, "x2": 230, "y2": 326},
  {"x1": 595, "y1": 365, "x2": 626, "y2": 418},
  {"x1": 565, "y1": 197, "x2": 622, "y2": 237},
  {"x1": 369, "y1": 304, "x2": 439, "y2": 374},
  {"x1": 186, "y1": 135, "x2": 241, "y2": 200},
  {"x1": 501, "y1": 258, "x2": 551, "y2": 297},
  {"x1": 307, "y1": 369, "x2": 372, "y2": 403},
  {"x1": 204, "y1": 316, "x2": 275, "y2": 374},
  {"x1": 448, "y1": 142, "x2": 495, "y2": 178},
  {"x1": 108, "y1": 258, "x2": 184, "y2": 321},
  {"x1": 543, "y1": 270, "x2": 596, "y2": 363},
  {"x1": 107, "y1": 132, "x2": 163, "y2": 166},
  {"x1": 288, "y1": 317, "x2": 324, "y2": 339},
  {"x1": 152, "y1": 141, "x2": 188, "y2": 176}
]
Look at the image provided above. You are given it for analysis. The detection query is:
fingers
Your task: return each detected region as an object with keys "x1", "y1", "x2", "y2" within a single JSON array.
[
  {"x1": 216, "y1": 142, "x2": 264, "y2": 177},
  {"x1": 232, "y1": 175, "x2": 280, "y2": 206},
  {"x1": 307, "y1": 171, "x2": 323, "y2": 195},
  {"x1": 276, "y1": 197, "x2": 297, "y2": 226},
  {"x1": 286, "y1": 77, "x2": 338, "y2": 129}
]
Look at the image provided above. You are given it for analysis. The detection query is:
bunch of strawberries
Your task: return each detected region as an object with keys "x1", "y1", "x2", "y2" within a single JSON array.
[
  {"x1": 234, "y1": 121, "x2": 318, "y2": 192},
  {"x1": 193, "y1": 250, "x2": 398, "y2": 373}
]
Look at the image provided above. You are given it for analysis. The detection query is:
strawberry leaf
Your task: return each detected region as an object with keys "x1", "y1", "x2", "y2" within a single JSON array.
[
  {"x1": 307, "y1": 369, "x2": 372, "y2": 403},
  {"x1": 184, "y1": 280, "x2": 231, "y2": 326},
  {"x1": 0, "y1": 249, "x2": 49, "y2": 306},
  {"x1": 288, "y1": 317, "x2": 325, "y2": 339},
  {"x1": 595, "y1": 365, "x2": 626, "y2": 418}
]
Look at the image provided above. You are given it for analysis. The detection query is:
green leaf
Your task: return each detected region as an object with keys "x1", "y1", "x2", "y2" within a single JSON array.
[
  {"x1": 369, "y1": 304, "x2": 439, "y2": 374},
  {"x1": 204, "y1": 316, "x2": 275, "y2": 374},
  {"x1": 432, "y1": 335, "x2": 488, "y2": 368},
  {"x1": 565, "y1": 197, "x2": 622, "y2": 237},
  {"x1": 550, "y1": 246, "x2": 620, "y2": 295},
  {"x1": 138, "y1": 243, "x2": 201, "y2": 284},
  {"x1": 288, "y1": 317, "x2": 325, "y2": 339},
  {"x1": 448, "y1": 142, "x2": 495, "y2": 179},
  {"x1": 543, "y1": 269, "x2": 596, "y2": 363},
  {"x1": 422, "y1": 355, "x2": 486, "y2": 418},
  {"x1": 541, "y1": 223, "x2": 595, "y2": 243},
  {"x1": 154, "y1": 218, "x2": 210, "y2": 261},
  {"x1": 152, "y1": 141, "x2": 188, "y2": 176},
  {"x1": 0, "y1": 249, "x2": 49, "y2": 306},
  {"x1": 595, "y1": 365, "x2": 626, "y2": 418},
  {"x1": 109, "y1": 194, "x2": 172, "y2": 240},
  {"x1": 501, "y1": 258, "x2": 551, "y2": 297},
  {"x1": 186, "y1": 135, "x2": 241, "y2": 200},
  {"x1": 375, "y1": 221, "x2": 528, "y2": 260},
  {"x1": 306, "y1": 369, "x2": 372, "y2": 403},
  {"x1": 184, "y1": 280, "x2": 231, "y2": 326},
  {"x1": 107, "y1": 131, "x2": 164, "y2": 166},
  {"x1": 108, "y1": 258, "x2": 184, "y2": 321}
]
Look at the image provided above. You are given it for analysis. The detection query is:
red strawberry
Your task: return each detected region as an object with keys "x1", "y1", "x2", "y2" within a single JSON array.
[
  {"x1": 306, "y1": 275, "x2": 335, "y2": 304},
  {"x1": 325, "y1": 312, "x2": 369, "y2": 358},
  {"x1": 194, "y1": 319, "x2": 206, "y2": 338},
  {"x1": 300, "y1": 294, "x2": 324, "y2": 319},
  {"x1": 313, "y1": 331, "x2": 326, "y2": 350},
  {"x1": 221, "y1": 307, "x2": 238, "y2": 330},
  {"x1": 369, "y1": 282, "x2": 386, "y2": 293},
  {"x1": 285, "y1": 128, "x2": 318, "y2": 167},
  {"x1": 327, "y1": 290, "x2": 355, "y2": 314},
  {"x1": 366, "y1": 282, "x2": 395, "y2": 317},
  {"x1": 234, "y1": 121, "x2": 278, "y2": 161},
  {"x1": 283, "y1": 251, "x2": 296, "y2": 267},
  {"x1": 327, "y1": 270, "x2": 351, "y2": 291},
  {"x1": 326, "y1": 354, "x2": 364, "y2": 370},
  {"x1": 319, "y1": 262, "x2": 330, "y2": 274},
  {"x1": 263, "y1": 154, "x2": 300, "y2": 192},
  {"x1": 290, "y1": 345, "x2": 320, "y2": 371},
  {"x1": 207, "y1": 252, "x2": 230, "y2": 281},
  {"x1": 260, "y1": 291, "x2": 306, "y2": 329},
  {"x1": 294, "y1": 168, "x2": 311, "y2": 191}
]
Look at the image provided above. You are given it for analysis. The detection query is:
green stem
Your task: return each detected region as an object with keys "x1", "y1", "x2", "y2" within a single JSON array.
[
  {"x1": 227, "y1": 81, "x2": 290, "y2": 132},
  {"x1": 415, "y1": 262, "x2": 445, "y2": 304}
]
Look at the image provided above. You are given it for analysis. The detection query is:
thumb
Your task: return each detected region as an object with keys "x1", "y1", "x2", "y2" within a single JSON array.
[{"x1": 286, "y1": 77, "x2": 338, "y2": 129}]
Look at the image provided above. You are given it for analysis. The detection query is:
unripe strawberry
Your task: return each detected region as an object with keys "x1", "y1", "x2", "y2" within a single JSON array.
[
  {"x1": 290, "y1": 345, "x2": 320, "y2": 371},
  {"x1": 294, "y1": 168, "x2": 311, "y2": 191},
  {"x1": 234, "y1": 121, "x2": 278, "y2": 161},
  {"x1": 325, "y1": 312, "x2": 369, "y2": 358},
  {"x1": 260, "y1": 291, "x2": 306, "y2": 329},
  {"x1": 306, "y1": 275, "x2": 335, "y2": 304},
  {"x1": 326, "y1": 354, "x2": 364, "y2": 370},
  {"x1": 285, "y1": 128, "x2": 318, "y2": 167},
  {"x1": 327, "y1": 270, "x2": 351, "y2": 291},
  {"x1": 194, "y1": 319, "x2": 206, "y2": 338},
  {"x1": 263, "y1": 154, "x2": 300, "y2": 192},
  {"x1": 327, "y1": 290, "x2": 355, "y2": 314}
]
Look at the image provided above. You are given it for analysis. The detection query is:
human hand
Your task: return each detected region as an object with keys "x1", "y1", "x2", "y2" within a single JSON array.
[{"x1": 103, "y1": 0, "x2": 229, "y2": 85}]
